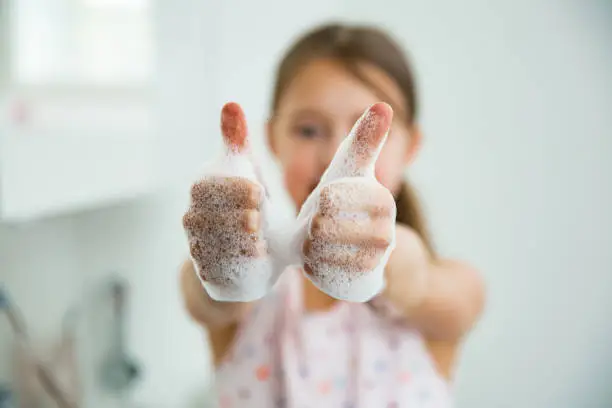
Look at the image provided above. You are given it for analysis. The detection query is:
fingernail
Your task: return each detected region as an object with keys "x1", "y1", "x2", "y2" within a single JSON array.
[
  {"x1": 245, "y1": 210, "x2": 259, "y2": 233},
  {"x1": 221, "y1": 102, "x2": 248, "y2": 153}
]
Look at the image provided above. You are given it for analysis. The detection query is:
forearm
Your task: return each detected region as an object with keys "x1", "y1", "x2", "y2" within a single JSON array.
[
  {"x1": 180, "y1": 259, "x2": 252, "y2": 329},
  {"x1": 381, "y1": 225, "x2": 485, "y2": 341}
]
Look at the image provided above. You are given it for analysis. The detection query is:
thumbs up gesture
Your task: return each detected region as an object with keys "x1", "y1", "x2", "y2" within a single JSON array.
[
  {"x1": 183, "y1": 103, "x2": 280, "y2": 302},
  {"x1": 184, "y1": 102, "x2": 396, "y2": 303},
  {"x1": 294, "y1": 103, "x2": 397, "y2": 302}
]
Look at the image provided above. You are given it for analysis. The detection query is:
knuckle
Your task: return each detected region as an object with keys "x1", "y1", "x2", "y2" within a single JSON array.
[
  {"x1": 372, "y1": 232, "x2": 391, "y2": 248},
  {"x1": 182, "y1": 211, "x2": 196, "y2": 230},
  {"x1": 189, "y1": 177, "x2": 262, "y2": 211},
  {"x1": 319, "y1": 184, "x2": 333, "y2": 200},
  {"x1": 379, "y1": 187, "x2": 396, "y2": 209},
  {"x1": 318, "y1": 185, "x2": 339, "y2": 215},
  {"x1": 189, "y1": 241, "x2": 203, "y2": 258},
  {"x1": 373, "y1": 220, "x2": 393, "y2": 247},
  {"x1": 357, "y1": 248, "x2": 382, "y2": 270},
  {"x1": 189, "y1": 179, "x2": 216, "y2": 210},
  {"x1": 309, "y1": 214, "x2": 326, "y2": 238},
  {"x1": 182, "y1": 212, "x2": 190, "y2": 229},
  {"x1": 189, "y1": 181, "x2": 205, "y2": 200}
]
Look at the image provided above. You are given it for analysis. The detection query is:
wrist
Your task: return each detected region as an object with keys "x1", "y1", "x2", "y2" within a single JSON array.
[
  {"x1": 181, "y1": 260, "x2": 251, "y2": 328},
  {"x1": 381, "y1": 225, "x2": 430, "y2": 317}
]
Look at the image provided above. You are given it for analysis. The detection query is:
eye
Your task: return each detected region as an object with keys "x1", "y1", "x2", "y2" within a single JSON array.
[{"x1": 293, "y1": 123, "x2": 324, "y2": 139}]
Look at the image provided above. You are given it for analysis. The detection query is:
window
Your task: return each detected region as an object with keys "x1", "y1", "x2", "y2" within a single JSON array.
[{"x1": 9, "y1": 0, "x2": 153, "y2": 87}]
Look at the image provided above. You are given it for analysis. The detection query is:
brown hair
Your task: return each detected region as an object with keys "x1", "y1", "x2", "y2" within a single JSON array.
[{"x1": 270, "y1": 23, "x2": 436, "y2": 256}]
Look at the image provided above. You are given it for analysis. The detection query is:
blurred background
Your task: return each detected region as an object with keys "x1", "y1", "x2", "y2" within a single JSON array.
[{"x1": 1, "y1": 0, "x2": 611, "y2": 407}]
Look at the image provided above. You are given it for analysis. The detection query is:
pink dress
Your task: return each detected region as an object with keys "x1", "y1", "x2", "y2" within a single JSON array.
[{"x1": 214, "y1": 269, "x2": 453, "y2": 408}]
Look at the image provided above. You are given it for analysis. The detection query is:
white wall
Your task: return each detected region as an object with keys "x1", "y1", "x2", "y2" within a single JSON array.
[
  {"x1": 0, "y1": 216, "x2": 81, "y2": 383},
  {"x1": 342, "y1": 2, "x2": 612, "y2": 407},
  {"x1": 1, "y1": 1, "x2": 611, "y2": 407}
]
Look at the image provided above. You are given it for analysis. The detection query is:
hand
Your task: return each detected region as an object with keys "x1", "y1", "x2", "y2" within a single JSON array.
[
  {"x1": 183, "y1": 103, "x2": 274, "y2": 302},
  {"x1": 298, "y1": 103, "x2": 397, "y2": 302}
]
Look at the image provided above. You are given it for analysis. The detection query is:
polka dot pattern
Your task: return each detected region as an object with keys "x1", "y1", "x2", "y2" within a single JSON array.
[
  {"x1": 318, "y1": 380, "x2": 332, "y2": 395},
  {"x1": 213, "y1": 269, "x2": 453, "y2": 407},
  {"x1": 255, "y1": 365, "x2": 271, "y2": 381}
]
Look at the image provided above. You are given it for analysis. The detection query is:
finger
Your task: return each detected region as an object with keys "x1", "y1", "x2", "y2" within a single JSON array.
[
  {"x1": 190, "y1": 178, "x2": 262, "y2": 212},
  {"x1": 321, "y1": 102, "x2": 393, "y2": 182},
  {"x1": 185, "y1": 209, "x2": 266, "y2": 260},
  {"x1": 190, "y1": 237, "x2": 267, "y2": 262},
  {"x1": 302, "y1": 239, "x2": 384, "y2": 271},
  {"x1": 221, "y1": 102, "x2": 249, "y2": 154},
  {"x1": 183, "y1": 210, "x2": 261, "y2": 235},
  {"x1": 310, "y1": 215, "x2": 392, "y2": 248},
  {"x1": 317, "y1": 181, "x2": 394, "y2": 218}
]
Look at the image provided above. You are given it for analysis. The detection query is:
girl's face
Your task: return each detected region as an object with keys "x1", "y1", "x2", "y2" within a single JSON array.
[{"x1": 268, "y1": 58, "x2": 421, "y2": 210}]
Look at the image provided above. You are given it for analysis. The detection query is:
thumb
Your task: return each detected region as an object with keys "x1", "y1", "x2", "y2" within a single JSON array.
[
  {"x1": 321, "y1": 102, "x2": 393, "y2": 183},
  {"x1": 219, "y1": 102, "x2": 270, "y2": 195},
  {"x1": 221, "y1": 102, "x2": 249, "y2": 155}
]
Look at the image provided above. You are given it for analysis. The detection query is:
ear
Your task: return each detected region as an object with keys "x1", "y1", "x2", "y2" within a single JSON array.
[
  {"x1": 405, "y1": 124, "x2": 423, "y2": 165},
  {"x1": 266, "y1": 119, "x2": 278, "y2": 158}
]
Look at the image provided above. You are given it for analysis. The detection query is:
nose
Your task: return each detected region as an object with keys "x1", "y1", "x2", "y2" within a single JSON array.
[
  {"x1": 317, "y1": 144, "x2": 336, "y2": 171},
  {"x1": 316, "y1": 128, "x2": 347, "y2": 174}
]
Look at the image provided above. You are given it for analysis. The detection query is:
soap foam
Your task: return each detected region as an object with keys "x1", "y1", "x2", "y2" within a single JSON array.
[
  {"x1": 295, "y1": 178, "x2": 396, "y2": 302},
  {"x1": 289, "y1": 105, "x2": 397, "y2": 302},
  {"x1": 184, "y1": 103, "x2": 396, "y2": 303},
  {"x1": 184, "y1": 148, "x2": 286, "y2": 302}
]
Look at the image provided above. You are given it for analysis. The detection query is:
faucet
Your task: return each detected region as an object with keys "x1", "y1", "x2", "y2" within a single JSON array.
[
  {"x1": 98, "y1": 278, "x2": 141, "y2": 394},
  {"x1": 0, "y1": 285, "x2": 78, "y2": 408}
]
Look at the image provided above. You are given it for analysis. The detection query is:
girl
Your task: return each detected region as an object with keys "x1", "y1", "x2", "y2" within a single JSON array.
[{"x1": 180, "y1": 23, "x2": 485, "y2": 408}]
